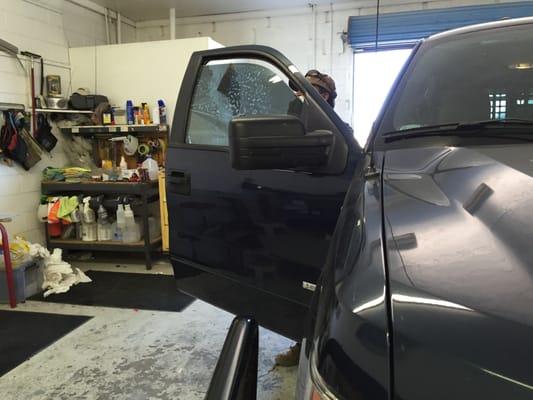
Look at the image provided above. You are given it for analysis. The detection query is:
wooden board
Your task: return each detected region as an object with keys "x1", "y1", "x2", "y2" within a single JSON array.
[{"x1": 158, "y1": 169, "x2": 169, "y2": 252}]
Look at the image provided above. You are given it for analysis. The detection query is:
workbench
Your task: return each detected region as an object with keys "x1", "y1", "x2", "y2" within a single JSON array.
[{"x1": 41, "y1": 180, "x2": 161, "y2": 270}]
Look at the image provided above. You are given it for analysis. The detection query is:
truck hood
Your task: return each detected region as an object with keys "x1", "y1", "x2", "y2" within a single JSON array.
[{"x1": 383, "y1": 144, "x2": 533, "y2": 399}]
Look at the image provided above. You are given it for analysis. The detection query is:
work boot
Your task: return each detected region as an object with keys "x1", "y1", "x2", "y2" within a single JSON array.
[{"x1": 274, "y1": 343, "x2": 301, "y2": 367}]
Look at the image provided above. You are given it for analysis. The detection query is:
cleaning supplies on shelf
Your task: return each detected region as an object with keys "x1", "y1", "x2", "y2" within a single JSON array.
[
  {"x1": 123, "y1": 203, "x2": 134, "y2": 225},
  {"x1": 81, "y1": 197, "x2": 96, "y2": 241},
  {"x1": 126, "y1": 100, "x2": 134, "y2": 125},
  {"x1": 96, "y1": 205, "x2": 112, "y2": 241},
  {"x1": 116, "y1": 202, "x2": 125, "y2": 229},
  {"x1": 119, "y1": 156, "x2": 127, "y2": 170},
  {"x1": 158, "y1": 99, "x2": 167, "y2": 125},
  {"x1": 141, "y1": 155, "x2": 159, "y2": 181},
  {"x1": 122, "y1": 204, "x2": 139, "y2": 242},
  {"x1": 111, "y1": 221, "x2": 121, "y2": 241},
  {"x1": 142, "y1": 103, "x2": 150, "y2": 124},
  {"x1": 82, "y1": 197, "x2": 95, "y2": 223},
  {"x1": 152, "y1": 103, "x2": 160, "y2": 125}
]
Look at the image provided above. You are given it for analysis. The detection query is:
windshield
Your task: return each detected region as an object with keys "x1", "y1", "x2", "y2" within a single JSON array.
[{"x1": 378, "y1": 23, "x2": 533, "y2": 135}]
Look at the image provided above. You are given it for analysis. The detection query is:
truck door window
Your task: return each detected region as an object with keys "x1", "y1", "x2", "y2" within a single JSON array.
[{"x1": 185, "y1": 58, "x2": 300, "y2": 146}]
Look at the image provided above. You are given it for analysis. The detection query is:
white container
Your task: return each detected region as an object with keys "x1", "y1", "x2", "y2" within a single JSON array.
[
  {"x1": 122, "y1": 204, "x2": 138, "y2": 243},
  {"x1": 142, "y1": 155, "x2": 159, "y2": 181},
  {"x1": 111, "y1": 222, "x2": 122, "y2": 241},
  {"x1": 124, "y1": 204, "x2": 135, "y2": 226},
  {"x1": 97, "y1": 222, "x2": 112, "y2": 241},
  {"x1": 97, "y1": 206, "x2": 112, "y2": 241},
  {"x1": 152, "y1": 104, "x2": 160, "y2": 125},
  {"x1": 82, "y1": 197, "x2": 95, "y2": 224},
  {"x1": 122, "y1": 222, "x2": 141, "y2": 243},
  {"x1": 116, "y1": 204, "x2": 126, "y2": 230},
  {"x1": 120, "y1": 156, "x2": 128, "y2": 172},
  {"x1": 81, "y1": 222, "x2": 97, "y2": 241}
]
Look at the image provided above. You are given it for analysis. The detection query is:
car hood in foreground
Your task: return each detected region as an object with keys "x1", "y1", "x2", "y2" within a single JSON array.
[{"x1": 383, "y1": 144, "x2": 533, "y2": 400}]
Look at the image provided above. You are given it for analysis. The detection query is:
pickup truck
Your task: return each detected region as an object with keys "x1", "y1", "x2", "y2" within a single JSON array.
[{"x1": 166, "y1": 16, "x2": 533, "y2": 400}]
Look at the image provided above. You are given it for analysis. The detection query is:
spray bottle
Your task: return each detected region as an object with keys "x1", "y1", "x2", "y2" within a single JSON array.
[
  {"x1": 158, "y1": 99, "x2": 167, "y2": 125},
  {"x1": 97, "y1": 205, "x2": 112, "y2": 241},
  {"x1": 81, "y1": 197, "x2": 96, "y2": 241}
]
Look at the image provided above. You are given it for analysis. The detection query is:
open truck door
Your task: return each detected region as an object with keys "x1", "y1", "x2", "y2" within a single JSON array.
[{"x1": 166, "y1": 45, "x2": 362, "y2": 340}]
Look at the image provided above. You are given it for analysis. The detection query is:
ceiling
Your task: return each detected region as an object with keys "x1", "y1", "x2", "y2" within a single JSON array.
[{"x1": 90, "y1": 0, "x2": 355, "y2": 22}]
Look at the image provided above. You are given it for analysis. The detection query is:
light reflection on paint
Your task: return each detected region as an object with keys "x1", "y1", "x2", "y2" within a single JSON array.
[
  {"x1": 352, "y1": 287, "x2": 386, "y2": 314},
  {"x1": 481, "y1": 367, "x2": 533, "y2": 391},
  {"x1": 392, "y1": 294, "x2": 472, "y2": 311}
]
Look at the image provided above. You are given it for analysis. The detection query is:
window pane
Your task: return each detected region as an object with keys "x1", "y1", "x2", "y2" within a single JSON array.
[
  {"x1": 379, "y1": 23, "x2": 533, "y2": 134},
  {"x1": 185, "y1": 59, "x2": 298, "y2": 146},
  {"x1": 353, "y1": 49, "x2": 412, "y2": 146}
]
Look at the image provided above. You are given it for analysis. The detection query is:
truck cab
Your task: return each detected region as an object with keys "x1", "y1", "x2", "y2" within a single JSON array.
[
  {"x1": 166, "y1": 46, "x2": 363, "y2": 341},
  {"x1": 167, "y1": 17, "x2": 533, "y2": 400}
]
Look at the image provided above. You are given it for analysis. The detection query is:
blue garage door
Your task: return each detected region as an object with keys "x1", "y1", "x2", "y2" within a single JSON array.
[{"x1": 348, "y1": 1, "x2": 533, "y2": 50}]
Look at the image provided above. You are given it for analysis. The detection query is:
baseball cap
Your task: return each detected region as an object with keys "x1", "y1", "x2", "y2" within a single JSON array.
[{"x1": 305, "y1": 69, "x2": 337, "y2": 106}]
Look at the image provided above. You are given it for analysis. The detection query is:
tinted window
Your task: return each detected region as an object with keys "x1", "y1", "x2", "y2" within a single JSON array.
[
  {"x1": 185, "y1": 59, "x2": 299, "y2": 146},
  {"x1": 379, "y1": 24, "x2": 533, "y2": 134}
]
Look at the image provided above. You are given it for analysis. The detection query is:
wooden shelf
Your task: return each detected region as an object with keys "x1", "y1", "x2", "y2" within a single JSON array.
[
  {"x1": 32, "y1": 108, "x2": 93, "y2": 114},
  {"x1": 42, "y1": 180, "x2": 159, "y2": 196},
  {"x1": 0, "y1": 102, "x2": 25, "y2": 111},
  {"x1": 43, "y1": 179, "x2": 162, "y2": 269},
  {"x1": 48, "y1": 236, "x2": 162, "y2": 252},
  {"x1": 60, "y1": 124, "x2": 168, "y2": 135}
]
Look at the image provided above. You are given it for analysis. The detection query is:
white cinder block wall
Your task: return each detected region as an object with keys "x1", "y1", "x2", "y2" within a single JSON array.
[
  {"x1": 135, "y1": 0, "x2": 525, "y2": 127},
  {"x1": 0, "y1": 0, "x2": 125, "y2": 244}
]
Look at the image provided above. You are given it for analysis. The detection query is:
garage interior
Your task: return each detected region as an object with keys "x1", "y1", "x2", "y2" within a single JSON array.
[{"x1": 0, "y1": 0, "x2": 532, "y2": 399}]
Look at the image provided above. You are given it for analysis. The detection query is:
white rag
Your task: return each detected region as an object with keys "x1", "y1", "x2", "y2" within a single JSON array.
[{"x1": 29, "y1": 245, "x2": 92, "y2": 297}]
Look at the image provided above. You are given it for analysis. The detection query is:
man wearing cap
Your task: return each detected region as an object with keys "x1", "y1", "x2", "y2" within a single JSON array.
[
  {"x1": 275, "y1": 69, "x2": 338, "y2": 367},
  {"x1": 305, "y1": 69, "x2": 337, "y2": 108}
]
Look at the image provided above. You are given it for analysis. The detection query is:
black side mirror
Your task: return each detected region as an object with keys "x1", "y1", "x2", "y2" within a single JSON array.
[{"x1": 229, "y1": 115, "x2": 333, "y2": 170}]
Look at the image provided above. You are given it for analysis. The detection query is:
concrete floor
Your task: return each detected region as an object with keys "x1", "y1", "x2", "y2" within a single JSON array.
[{"x1": 0, "y1": 257, "x2": 297, "y2": 400}]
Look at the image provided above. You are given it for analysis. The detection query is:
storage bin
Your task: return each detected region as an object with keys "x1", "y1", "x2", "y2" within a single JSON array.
[{"x1": 0, "y1": 257, "x2": 43, "y2": 303}]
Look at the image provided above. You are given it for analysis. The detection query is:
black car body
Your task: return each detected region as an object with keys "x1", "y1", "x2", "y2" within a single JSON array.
[{"x1": 167, "y1": 17, "x2": 533, "y2": 400}]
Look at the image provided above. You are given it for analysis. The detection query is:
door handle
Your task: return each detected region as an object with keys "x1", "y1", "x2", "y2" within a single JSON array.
[{"x1": 167, "y1": 170, "x2": 191, "y2": 195}]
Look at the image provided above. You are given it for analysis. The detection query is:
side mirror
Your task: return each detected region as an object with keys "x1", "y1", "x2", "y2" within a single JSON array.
[{"x1": 229, "y1": 115, "x2": 333, "y2": 170}]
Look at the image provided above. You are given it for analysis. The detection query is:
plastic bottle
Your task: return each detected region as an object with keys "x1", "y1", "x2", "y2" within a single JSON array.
[
  {"x1": 97, "y1": 205, "x2": 112, "y2": 241},
  {"x1": 111, "y1": 222, "x2": 122, "y2": 241},
  {"x1": 82, "y1": 222, "x2": 97, "y2": 241},
  {"x1": 82, "y1": 197, "x2": 95, "y2": 224},
  {"x1": 119, "y1": 156, "x2": 128, "y2": 174},
  {"x1": 116, "y1": 203, "x2": 126, "y2": 230},
  {"x1": 126, "y1": 100, "x2": 134, "y2": 125},
  {"x1": 81, "y1": 197, "x2": 97, "y2": 241},
  {"x1": 158, "y1": 99, "x2": 167, "y2": 125},
  {"x1": 122, "y1": 204, "x2": 137, "y2": 242},
  {"x1": 143, "y1": 104, "x2": 151, "y2": 125},
  {"x1": 152, "y1": 103, "x2": 160, "y2": 125},
  {"x1": 124, "y1": 204, "x2": 135, "y2": 226},
  {"x1": 141, "y1": 155, "x2": 159, "y2": 181}
]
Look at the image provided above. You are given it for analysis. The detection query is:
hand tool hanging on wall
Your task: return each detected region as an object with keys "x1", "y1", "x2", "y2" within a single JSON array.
[{"x1": 20, "y1": 51, "x2": 42, "y2": 136}]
